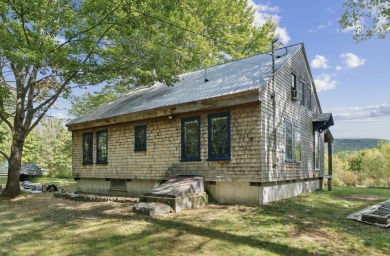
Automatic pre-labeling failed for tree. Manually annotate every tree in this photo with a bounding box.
[340,0,389,41]
[0,0,275,197]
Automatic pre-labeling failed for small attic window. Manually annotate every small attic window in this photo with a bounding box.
[291,73,299,101]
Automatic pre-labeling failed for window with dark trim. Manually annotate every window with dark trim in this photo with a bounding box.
[314,132,320,170]
[181,116,201,161]
[208,112,230,160]
[300,81,306,106]
[291,73,297,90]
[134,125,147,152]
[285,120,301,163]
[307,85,312,111]
[96,130,108,164]
[82,132,93,164]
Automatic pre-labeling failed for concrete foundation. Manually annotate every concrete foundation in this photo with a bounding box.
[76,178,320,206]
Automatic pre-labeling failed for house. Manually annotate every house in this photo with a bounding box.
[67,43,334,205]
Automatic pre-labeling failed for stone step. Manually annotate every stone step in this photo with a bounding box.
[132,202,171,216]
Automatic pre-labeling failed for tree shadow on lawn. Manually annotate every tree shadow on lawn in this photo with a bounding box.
[0,195,314,256]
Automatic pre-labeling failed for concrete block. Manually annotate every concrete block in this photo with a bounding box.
[133,202,171,216]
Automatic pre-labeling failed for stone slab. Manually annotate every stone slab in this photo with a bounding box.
[132,202,171,216]
[144,176,204,197]
[140,192,208,212]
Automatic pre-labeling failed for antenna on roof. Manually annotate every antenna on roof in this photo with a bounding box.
[204,67,209,82]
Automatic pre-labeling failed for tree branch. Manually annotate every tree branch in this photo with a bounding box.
[18,1,31,46]
[0,112,13,131]
[0,150,9,161]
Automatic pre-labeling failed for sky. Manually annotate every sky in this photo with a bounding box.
[250,0,390,140]
[53,0,390,140]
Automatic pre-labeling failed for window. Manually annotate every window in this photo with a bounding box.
[110,179,126,191]
[181,116,201,161]
[295,126,301,162]
[96,130,108,163]
[300,81,305,106]
[285,120,301,163]
[285,121,293,162]
[208,112,230,160]
[291,73,297,90]
[314,132,320,170]
[307,85,312,111]
[82,132,93,164]
[134,125,147,151]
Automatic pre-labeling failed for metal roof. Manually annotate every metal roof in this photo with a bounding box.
[68,44,302,125]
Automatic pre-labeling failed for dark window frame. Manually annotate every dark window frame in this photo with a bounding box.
[181,116,201,162]
[300,80,306,106]
[134,125,147,152]
[96,130,108,164]
[314,132,320,170]
[208,112,231,161]
[307,85,312,111]
[291,73,297,90]
[82,132,93,164]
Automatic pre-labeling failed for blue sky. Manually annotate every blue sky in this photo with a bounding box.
[251,0,390,140]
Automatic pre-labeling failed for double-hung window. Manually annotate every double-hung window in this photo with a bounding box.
[208,112,230,160]
[181,116,201,161]
[134,125,147,151]
[82,132,93,164]
[96,130,108,163]
[285,120,301,163]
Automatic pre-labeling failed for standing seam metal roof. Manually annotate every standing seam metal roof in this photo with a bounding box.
[68,44,302,125]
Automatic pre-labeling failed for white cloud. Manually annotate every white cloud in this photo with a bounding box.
[335,66,343,71]
[311,55,329,69]
[331,102,390,119]
[340,53,366,68]
[308,20,333,33]
[247,0,290,44]
[313,74,337,92]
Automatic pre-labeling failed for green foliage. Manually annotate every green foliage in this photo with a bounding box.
[22,119,72,178]
[340,0,390,41]
[332,138,386,153]
[330,141,390,187]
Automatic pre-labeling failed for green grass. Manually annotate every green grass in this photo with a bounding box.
[0,183,389,256]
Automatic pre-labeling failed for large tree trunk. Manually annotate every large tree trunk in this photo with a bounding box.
[0,138,24,198]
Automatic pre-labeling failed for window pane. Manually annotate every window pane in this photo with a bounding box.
[285,122,293,161]
[208,113,230,160]
[295,127,301,162]
[83,132,93,163]
[182,118,200,160]
[300,82,305,106]
[97,131,108,163]
[315,132,320,169]
[135,125,147,151]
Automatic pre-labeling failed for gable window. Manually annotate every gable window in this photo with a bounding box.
[291,73,297,90]
[96,130,108,164]
[208,112,230,160]
[134,125,147,151]
[181,116,201,161]
[314,132,320,170]
[82,132,93,164]
[300,81,306,106]
[307,85,312,111]
[285,120,301,163]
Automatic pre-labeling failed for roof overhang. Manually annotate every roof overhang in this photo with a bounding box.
[67,88,261,131]
[313,113,334,134]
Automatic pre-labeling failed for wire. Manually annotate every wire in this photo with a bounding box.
[128,7,235,47]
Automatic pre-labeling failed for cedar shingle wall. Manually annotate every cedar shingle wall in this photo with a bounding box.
[72,103,263,182]
[259,48,324,182]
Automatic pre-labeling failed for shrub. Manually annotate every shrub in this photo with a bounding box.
[337,171,358,187]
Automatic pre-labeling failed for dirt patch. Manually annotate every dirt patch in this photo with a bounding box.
[339,195,379,202]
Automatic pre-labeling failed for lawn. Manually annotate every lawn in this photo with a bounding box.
[0,180,389,256]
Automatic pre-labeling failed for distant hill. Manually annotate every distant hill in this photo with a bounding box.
[332,138,388,153]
